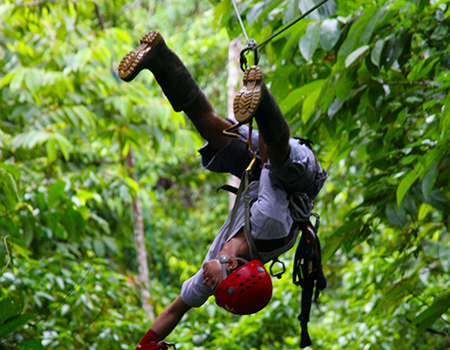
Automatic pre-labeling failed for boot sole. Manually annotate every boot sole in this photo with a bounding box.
[233,65,263,123]
[118,30,163,82]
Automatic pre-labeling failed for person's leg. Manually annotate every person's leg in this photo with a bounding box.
[234,66,290,165]
[137,295,191,349]
[119,30,231,152]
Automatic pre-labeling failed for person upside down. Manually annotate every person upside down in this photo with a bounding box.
[118,30,328,350]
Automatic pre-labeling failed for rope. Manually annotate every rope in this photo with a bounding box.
[231,0,249,42]
[289,193,314,223]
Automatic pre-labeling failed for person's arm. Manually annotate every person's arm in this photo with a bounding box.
[151,295,191,340]
[136,295,191,349]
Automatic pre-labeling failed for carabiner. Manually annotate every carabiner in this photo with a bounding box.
[239,39,260,72]
[270,258,286,279]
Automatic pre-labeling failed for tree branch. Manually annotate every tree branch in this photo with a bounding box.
[94,2,105,31]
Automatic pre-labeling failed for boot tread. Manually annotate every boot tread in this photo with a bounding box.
[234,66,264,123]
[118,30,163,82]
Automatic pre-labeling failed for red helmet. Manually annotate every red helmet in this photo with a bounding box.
[215,260,272,315]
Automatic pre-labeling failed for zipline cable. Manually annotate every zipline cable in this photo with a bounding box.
[231,0,330,53]
[256,0,330,50]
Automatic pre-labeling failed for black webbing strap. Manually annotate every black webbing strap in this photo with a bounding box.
[293,220,327,348]
[217,185,238,195]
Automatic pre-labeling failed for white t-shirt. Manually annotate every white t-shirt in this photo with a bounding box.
[180,168,297,307]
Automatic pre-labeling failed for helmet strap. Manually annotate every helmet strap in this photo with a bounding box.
[218,256,249,280]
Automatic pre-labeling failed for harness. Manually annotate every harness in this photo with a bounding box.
[221,119,326,348]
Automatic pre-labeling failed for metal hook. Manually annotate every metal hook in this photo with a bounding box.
[270,258,286,279]
[239,39,260,72]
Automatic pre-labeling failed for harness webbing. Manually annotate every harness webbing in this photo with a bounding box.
[224,156,264,261]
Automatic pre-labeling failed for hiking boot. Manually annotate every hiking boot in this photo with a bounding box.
[119,30,163,82]
[118,30,203,112]
[234,65,290,163]
[233,65,264,123]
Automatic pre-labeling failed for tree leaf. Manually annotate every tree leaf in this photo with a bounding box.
[320,19,340,51]
[440,90,450,137]
[371,39,385,67]
[0,170,19,211]
[246,2,265,26]
[422,162,438,199]
[299,21,320,61]
[386,202,406,228]
[18,339,45,350]
[53,133,72,161]
[397,162,425,207]
[327,97,344,118]
[335,70,355,101]
[0,314,35,339]
[380,35,404,70]
[280,80,325,114]
[302,85,322,123]
[413,292,450,333]
[0,296,24,325]
[9,68,25,92]
[93,239,105,257]
[360,6,389,44]
[48,180,66,209]
[283,0,298,24]
[345,45,369,68]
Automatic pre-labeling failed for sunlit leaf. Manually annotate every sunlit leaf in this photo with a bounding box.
[302,85,322,123]
[345,45,369,68]
[320,19,340,51]
[299,21,320,61]
[371,39,385,67]
[280,80,325,114]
